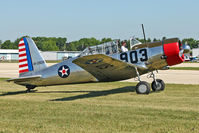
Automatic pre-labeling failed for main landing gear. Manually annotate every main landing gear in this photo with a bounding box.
[26,85,37,93]
[134,68,165,94]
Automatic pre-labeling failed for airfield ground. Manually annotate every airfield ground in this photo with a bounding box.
[0,63,199,132]
[0,80,199,133]
[0,63,199,84]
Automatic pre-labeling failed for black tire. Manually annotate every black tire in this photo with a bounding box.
[26,85,36,90]
[151,79,165,91]
[26,85,36,93]
[136,81,150,94]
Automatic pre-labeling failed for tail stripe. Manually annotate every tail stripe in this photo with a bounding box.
[19,56,27,60]
[19,38,28,73]
[19,61,28,65]
[18,37,33,74]
[19,66,28,71]
[19,58,27,62]
[19,48,26,52]
[19,64,28,68]
[23,37,33,71]
[19,69,29,73]
[19,45,25,49]
[19,53,27,57]
[19,43,25,47]
[19,51,26,55]
[19,40,24,44]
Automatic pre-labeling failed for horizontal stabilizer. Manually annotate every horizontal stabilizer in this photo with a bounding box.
[7,75,41,82]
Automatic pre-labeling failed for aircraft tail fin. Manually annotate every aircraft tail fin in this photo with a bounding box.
[18,37,47,77]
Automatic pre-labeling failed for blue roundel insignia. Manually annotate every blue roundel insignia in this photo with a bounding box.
[58,65,70,78]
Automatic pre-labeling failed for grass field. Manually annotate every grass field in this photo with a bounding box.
[0,79,199,133]
[170,67,199,71]
[184,61,199,63]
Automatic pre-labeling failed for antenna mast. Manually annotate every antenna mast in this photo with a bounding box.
[141,24,147,44]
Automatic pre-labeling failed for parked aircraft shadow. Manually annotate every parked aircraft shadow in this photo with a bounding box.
[0,86,136,100]
[36,91,92,94]
[51,86,135,101]
[0,90,37,96]
[0,90,90,96]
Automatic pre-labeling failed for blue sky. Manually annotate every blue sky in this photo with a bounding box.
[0,0,199,42]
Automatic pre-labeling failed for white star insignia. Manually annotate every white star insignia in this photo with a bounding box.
[59,66,69,77]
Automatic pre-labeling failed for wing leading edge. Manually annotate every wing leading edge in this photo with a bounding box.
[73,54,147,81]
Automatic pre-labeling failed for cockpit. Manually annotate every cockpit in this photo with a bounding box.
[78,37,143,57]
[79,40,120,57]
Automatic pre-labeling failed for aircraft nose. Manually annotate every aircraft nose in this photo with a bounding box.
[163,40,184,66]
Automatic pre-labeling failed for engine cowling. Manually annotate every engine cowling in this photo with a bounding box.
[163,38,184,66]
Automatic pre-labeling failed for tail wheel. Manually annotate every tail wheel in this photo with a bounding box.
[26,85,36,89]
[151,79,165,91]
[26,85,36,93]
[136,81,150,94]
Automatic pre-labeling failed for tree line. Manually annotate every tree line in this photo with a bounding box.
[0,36,198,51]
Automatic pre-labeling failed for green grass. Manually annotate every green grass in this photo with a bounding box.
[184,61,199,63]
[0,78,9,81]
[0,60,18,63]
[170,67,199,70]
[0,81,199,133]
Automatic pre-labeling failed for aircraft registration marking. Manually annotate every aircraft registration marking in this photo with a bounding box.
[120,48,148,63]
[33,61,45,65]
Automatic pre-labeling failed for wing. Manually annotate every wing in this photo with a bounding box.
[72,54,147,81]
[7,75,41,83]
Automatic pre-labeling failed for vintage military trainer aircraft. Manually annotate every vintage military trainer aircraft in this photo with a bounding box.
[7,37,190,94]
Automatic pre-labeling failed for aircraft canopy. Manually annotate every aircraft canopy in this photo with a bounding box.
[79,40,119,57]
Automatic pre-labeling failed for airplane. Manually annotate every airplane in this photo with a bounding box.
[7,37,190,94]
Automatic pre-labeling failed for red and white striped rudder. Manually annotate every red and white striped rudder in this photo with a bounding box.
[18,37,47,77]
[18,38,32,74]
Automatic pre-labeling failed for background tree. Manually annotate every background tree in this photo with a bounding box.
[32,37,67,51]
[136,38,152,43]
[1,40,15,49]
[42,40,59,51]
[0,40,2,48]
[147,38,151,42]
[100,38,112,44]
[0,36,198,51]
[68,38,101,51]
[67,42,78,51]
[55,37,67,51]
[153,38,161,42]
[182,38,198,49]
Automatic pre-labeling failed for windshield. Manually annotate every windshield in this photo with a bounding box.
[79,40,119,57]
[130,37,142,49]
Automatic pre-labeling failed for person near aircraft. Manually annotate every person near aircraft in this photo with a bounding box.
[121,41,128,52]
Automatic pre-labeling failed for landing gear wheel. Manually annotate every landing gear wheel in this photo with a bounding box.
[136,81,150,94]
[151,79,165,91]
[26,85,36,93]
